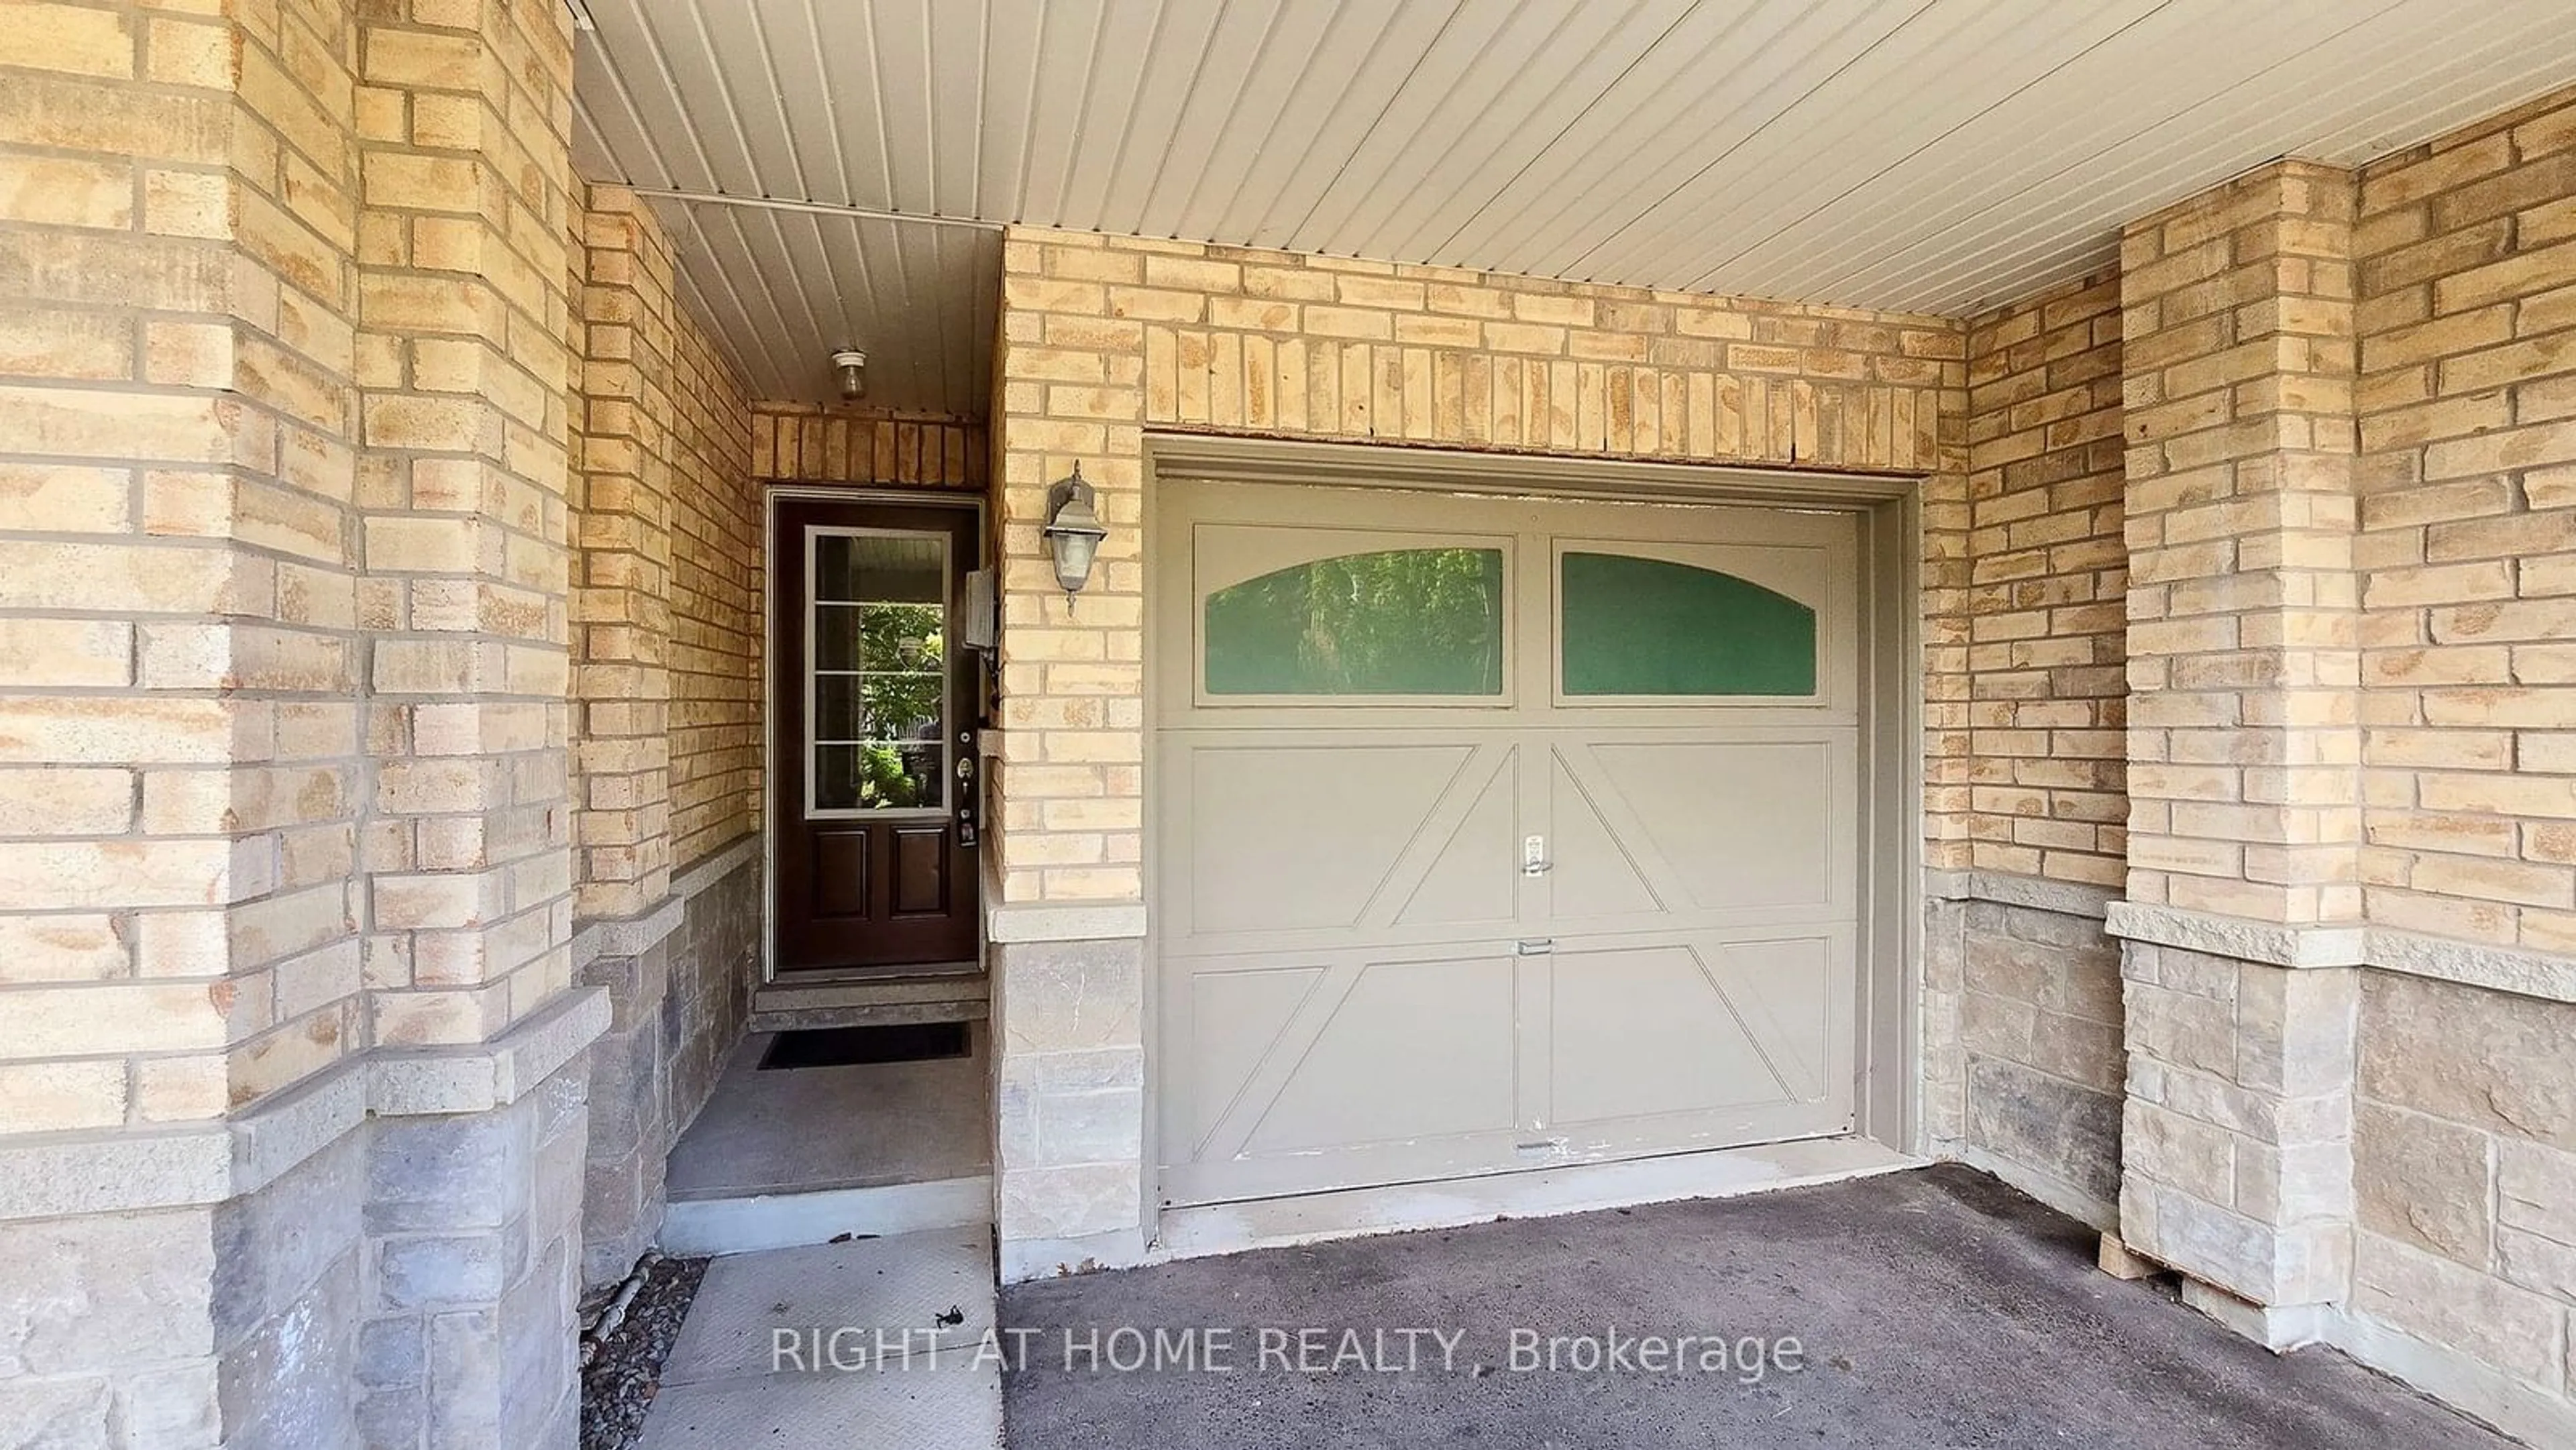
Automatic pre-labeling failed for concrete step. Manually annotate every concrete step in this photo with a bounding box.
[661,1027,994,1258]
[750,973,989,1032]
[639,1225,1002,1450]
[661,1176,994,1258]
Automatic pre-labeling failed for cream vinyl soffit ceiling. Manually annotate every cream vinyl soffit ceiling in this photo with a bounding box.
[571,0,2576,412]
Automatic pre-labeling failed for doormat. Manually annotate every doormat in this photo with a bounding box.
[757,1021,969,1070]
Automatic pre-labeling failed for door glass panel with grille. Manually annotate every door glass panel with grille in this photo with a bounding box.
[772,499,981,976]
[810,531,949,814]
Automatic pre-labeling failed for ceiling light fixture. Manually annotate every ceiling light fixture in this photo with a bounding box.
[830,348,867,402]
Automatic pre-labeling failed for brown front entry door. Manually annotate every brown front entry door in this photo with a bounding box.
[771,498,982,973]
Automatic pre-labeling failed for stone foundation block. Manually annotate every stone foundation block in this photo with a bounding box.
[1935,885,2126,1222]
[578,851,758,1288]
[994,935,1148,1268]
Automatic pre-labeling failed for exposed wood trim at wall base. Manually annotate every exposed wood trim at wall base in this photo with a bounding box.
[2104,900,2576,1004]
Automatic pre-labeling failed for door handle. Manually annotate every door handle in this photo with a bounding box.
[1522,834,1550,876]
[954,732,979,848]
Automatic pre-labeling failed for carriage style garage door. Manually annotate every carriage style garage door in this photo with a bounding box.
[1153,477,1866,1207]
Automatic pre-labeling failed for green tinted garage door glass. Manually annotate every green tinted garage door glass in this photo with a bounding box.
[1560,551,1816,696]
[1205,547,1505,695]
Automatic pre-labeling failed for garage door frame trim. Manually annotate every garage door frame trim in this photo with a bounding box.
[1140,433,1927,1210]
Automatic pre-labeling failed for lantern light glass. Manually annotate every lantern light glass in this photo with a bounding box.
[1041,465,1109,598]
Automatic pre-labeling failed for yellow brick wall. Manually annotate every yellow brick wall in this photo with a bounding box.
[0,0,366,1127]
[1964,273,2129,888]
[572,189,675,917]
[667,310,757,870]
[353,0,582,1046]
[2354,82,2576,951]
[2118,162,2365,926]
[737,402,987,853]
[991,226,1973,905]
[0,0,759,1139]
[753,404,986,489]
[572,188,759,897]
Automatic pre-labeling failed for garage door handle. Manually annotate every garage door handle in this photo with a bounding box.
[1521,835,1550,875]
[1516,939,1553,956]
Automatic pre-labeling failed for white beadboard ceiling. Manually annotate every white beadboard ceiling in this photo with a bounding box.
[651,197,1000,421]
[570,0,2576,415]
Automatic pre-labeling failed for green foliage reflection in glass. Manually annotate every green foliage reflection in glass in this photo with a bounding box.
[858,602,942,807]
[1204,547,1505,695]
[1559,551,1815,696]
[814,600,945,809]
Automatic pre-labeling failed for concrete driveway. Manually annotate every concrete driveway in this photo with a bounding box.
[1001,1166,2512,1449]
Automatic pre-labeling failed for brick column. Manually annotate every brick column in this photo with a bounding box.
[986,231,1155,1278]
[0,0,368,1150]
[349,3,593,1443]
[2110,161,2367,1341]
[566,184,686,1288]
[353,0,579,1054]
[0,1,375,1440]
[569,188,675,923]
[1,0,606,1441]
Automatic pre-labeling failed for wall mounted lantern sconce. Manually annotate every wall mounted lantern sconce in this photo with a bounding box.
[1042,463,1109,603]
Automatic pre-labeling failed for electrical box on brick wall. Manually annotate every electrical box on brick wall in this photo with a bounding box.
[960,568,998,651]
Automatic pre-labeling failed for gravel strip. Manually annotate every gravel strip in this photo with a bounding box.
[579,1254,710,1450]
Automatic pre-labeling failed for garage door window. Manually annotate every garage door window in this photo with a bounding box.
[1558,550,1815,697]
[1204,547,1504,695]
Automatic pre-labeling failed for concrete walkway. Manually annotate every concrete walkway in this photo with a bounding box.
[635,1225,1002,1449]
[1002,1166,2516,1450]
